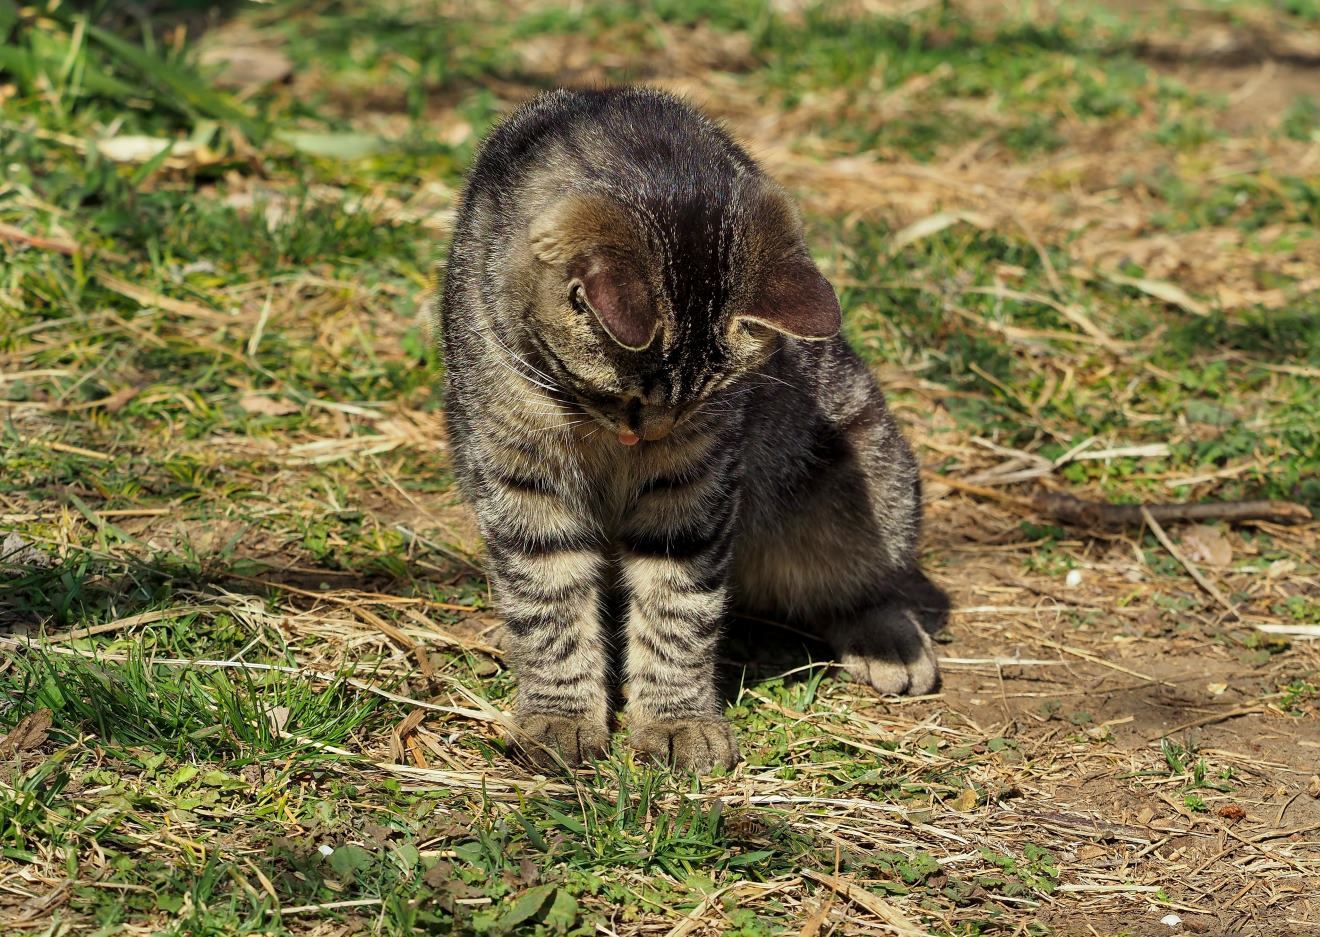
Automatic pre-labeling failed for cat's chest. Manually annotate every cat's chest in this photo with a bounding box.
[571,438,648,519]
[569,431,711,523]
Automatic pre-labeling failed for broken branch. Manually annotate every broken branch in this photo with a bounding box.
[1032,492,1312,528]
[931,476,1312,528]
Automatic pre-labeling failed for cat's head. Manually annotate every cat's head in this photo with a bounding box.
[519,179,839,444]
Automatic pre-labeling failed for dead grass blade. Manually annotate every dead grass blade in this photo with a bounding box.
[1140,506,1241,619]
[800,870,929,937]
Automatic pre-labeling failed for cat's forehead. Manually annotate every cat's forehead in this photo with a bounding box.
[632,184,764,299]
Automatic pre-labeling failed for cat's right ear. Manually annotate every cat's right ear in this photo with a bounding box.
[529,196,659,351]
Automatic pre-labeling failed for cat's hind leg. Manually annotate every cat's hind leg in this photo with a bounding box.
[733,406,947,696]
[736,536,946,696]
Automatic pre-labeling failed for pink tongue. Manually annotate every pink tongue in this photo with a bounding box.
[618,431,640,446]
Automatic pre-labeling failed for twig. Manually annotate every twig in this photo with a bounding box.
[798,897,833,937]
[1054,884,1163,894]
[94,272,233,325]
[664,882,784,937]
[1255,623,1320,639]
[1033,636,1176,688]
[224,572,479,613]
[938,657,1069,667]
[800,870,929,937]
[278,898,383,916]
[963,285,1125,351]
[1041,492,1310,528]
[0,221,79,256]
[350,602,434,677]
[930,475,1311,528]
[398,606,505,658]
[925,475,1035,509]
[395,524,485,574]
[1140,506,1241,619]
[1147,706,1265,743]
[0,222,129,263]
[40,605,229,642]
[22,438,114,462]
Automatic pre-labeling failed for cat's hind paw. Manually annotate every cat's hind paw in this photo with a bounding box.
[511,713,610,771]
[629,717,739,773]
[830,603,940,696]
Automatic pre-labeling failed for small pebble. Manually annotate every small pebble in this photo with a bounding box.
[318,844,334,857]
[1064,569,1083,588]
[1160,914,1182,928]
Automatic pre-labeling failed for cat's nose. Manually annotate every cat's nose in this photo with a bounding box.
[637,409,675,442]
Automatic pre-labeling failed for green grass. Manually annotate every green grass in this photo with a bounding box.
[2,0,1318,933]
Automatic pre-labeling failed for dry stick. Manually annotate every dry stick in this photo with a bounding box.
[40,605,229,643]
[398,605,505,658]
[1139,506,1241,620]
[225,571,478,613]
[350,602,434,678]
[1032,635,1175,688]
[1256,623,1320,639]
[1186,804,1315,878]
[0,221,130,263]
[0,221,80,255]
[800,870,929,937]
[934,480,1314,533]
[664,882,781,937]
[1055,884,1162,894]
[931,476,1312,528]
[798,897,833,937]
[95,272,233,326]
[279,898,384,916]
[1042,492,1310,528]
[1145,706,1266,743]
[1010,212,1128,355]
[928,475,1039,510]
[395,524,486,575]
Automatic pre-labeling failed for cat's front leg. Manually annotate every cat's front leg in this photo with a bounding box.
[619,465,740,773]
[479,481,612,770]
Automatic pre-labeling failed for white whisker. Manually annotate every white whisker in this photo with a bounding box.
[467,325,569,398]
[472,324,559,384]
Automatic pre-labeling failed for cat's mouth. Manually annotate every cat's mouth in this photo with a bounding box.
[600,413,675,446]
[578,402,682,446]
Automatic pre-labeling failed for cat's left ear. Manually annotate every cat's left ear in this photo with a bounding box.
[738,255,842,340]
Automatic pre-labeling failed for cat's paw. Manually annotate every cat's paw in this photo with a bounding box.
[511,713,610,770]
[629,718,739,773]
[832,604,940,696]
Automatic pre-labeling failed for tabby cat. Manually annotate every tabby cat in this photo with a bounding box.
[436,87,945,772]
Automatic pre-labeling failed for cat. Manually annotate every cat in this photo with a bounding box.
[435,86,945,773]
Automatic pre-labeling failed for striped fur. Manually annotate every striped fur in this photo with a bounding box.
[435,88,946,773]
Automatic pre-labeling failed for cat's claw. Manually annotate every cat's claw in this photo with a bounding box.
[512,713,610,770]
[629,718,739,773]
